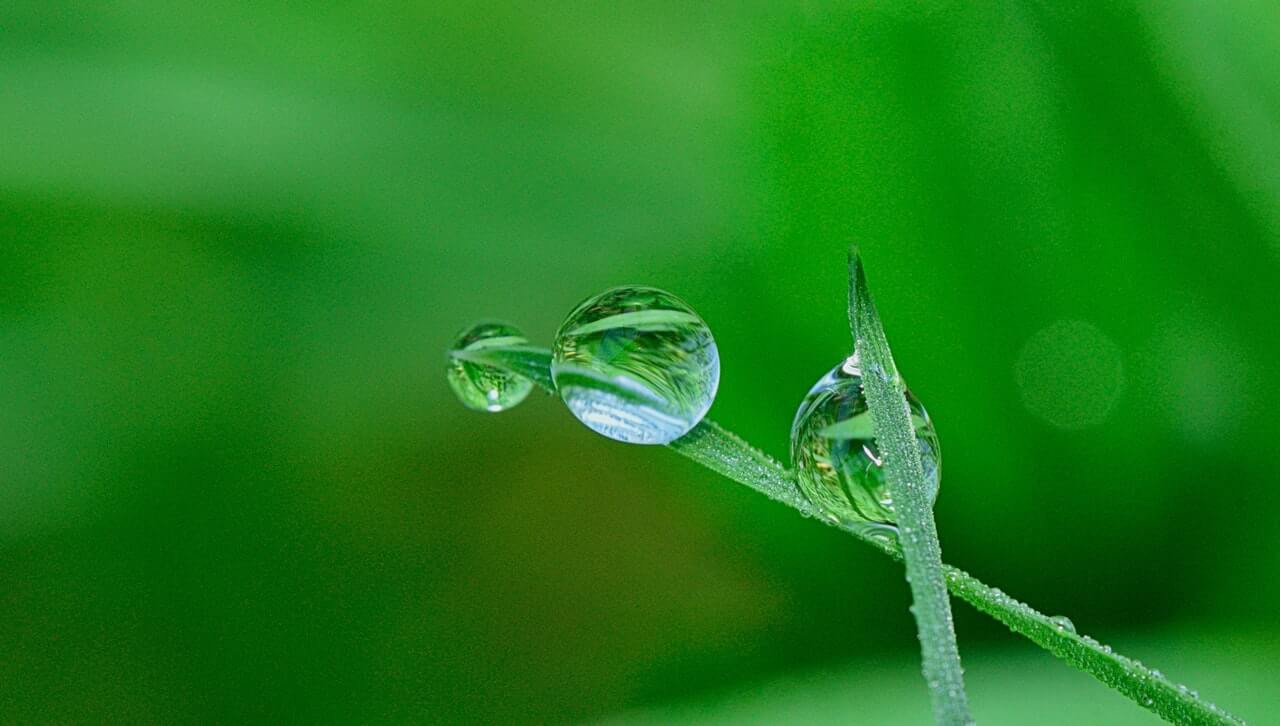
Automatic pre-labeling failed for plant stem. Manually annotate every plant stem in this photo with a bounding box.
[453,344,1246,726]
[847,251,972,724]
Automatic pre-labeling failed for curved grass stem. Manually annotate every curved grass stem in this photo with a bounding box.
[452,345,1245,726]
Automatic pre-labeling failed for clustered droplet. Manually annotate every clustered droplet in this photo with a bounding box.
[447,286,720,446]
[552,286,719,445]
[1049,615,1076,634]
[446,321,535,412]
[789,353,941,526]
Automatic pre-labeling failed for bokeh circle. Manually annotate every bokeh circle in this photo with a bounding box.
[1015,320,1125,430]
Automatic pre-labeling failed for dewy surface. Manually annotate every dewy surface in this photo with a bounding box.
[847,251,972,725]
[791,353,941,526]
[551,286,719,445]
[448,341,1245,726]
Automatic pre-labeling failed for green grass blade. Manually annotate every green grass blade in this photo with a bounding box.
[848,250,973,725]
[458,343,1245,725]
[942,565,1243,725]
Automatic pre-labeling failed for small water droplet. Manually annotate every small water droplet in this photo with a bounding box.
[843,521,900,550]
[446,321,534,412]
[1049,615,1076,634]
[789,356,940,525]
[1144,697,1154,707]
[551,286,719,444]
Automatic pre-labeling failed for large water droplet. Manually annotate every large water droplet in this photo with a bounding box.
[790,354,940,525]
[446,321,535,412]
[1049,615,1076,634]
[552,286,719,444]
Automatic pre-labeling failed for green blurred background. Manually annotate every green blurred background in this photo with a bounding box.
[3,2,1278,723]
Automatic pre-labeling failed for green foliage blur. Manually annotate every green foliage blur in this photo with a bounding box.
[3,2,1277,723]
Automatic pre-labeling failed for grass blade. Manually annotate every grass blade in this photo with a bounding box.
[458,343,1245,725]
[848,249,972,725]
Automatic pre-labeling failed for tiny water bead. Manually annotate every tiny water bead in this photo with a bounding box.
[446,321,535,412]
[551,286,719,445]
[790,354,940,525]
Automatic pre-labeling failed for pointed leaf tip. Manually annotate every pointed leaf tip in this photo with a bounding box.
[847,247,863,344]
[847,247,875,348]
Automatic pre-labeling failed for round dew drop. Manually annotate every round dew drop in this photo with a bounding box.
[446,321,535,412]
[552,286,719,444]
[790,354,941,526]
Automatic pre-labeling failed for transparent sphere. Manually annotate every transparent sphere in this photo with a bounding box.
[790,355,940,525]
[552,286,719,444]
[446,321,534,412]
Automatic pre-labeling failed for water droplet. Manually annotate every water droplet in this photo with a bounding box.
[1049,615,1076,634]
[851,521,900,548]
[789,355,941,525]
[790,354,940,525]
[551,286,719,444]
[446,321,534,412]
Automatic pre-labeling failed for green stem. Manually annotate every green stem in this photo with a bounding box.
[453,345,1245,726]
[848,251,972,724]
